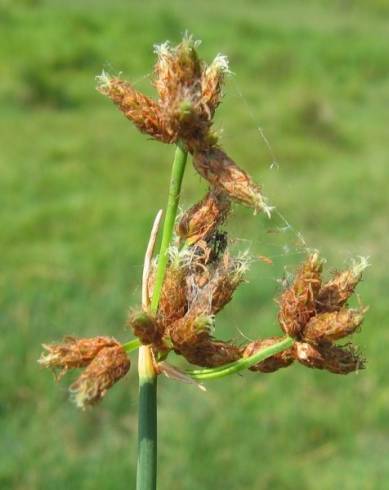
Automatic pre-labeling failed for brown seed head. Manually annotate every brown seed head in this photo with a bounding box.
[192,147,272,215]
[38,336,120,379]
[294,342,326,370]
[180,338,241,368]
[319,343,365,374]
[157,264,188,328]
[294,341,365,374]
[128,310,162,346]
[153,36,213,144]
[200,54,229,118]
[243,337,294,373]
[69,345,130,409]
[97,74,174,143]
[316,258,368,312]
[153,36,202,108]
[177,190,231,246]
[169,310,240,367]
[303,307,367,344]
[209,252,248,314]
[169,311,213,349]
[278,253,323,338]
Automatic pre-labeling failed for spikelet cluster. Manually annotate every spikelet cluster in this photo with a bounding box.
[97,35,270,215]
[128,189,368,377]
[70,345,130,409]
[276,254,368,374]
[38,336,130,408]
[40,37,371,411]
[128,224,247,367]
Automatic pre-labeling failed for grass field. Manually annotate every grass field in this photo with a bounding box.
[1,1,389,488]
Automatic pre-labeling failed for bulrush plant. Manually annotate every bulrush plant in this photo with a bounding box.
[39,35,369,490]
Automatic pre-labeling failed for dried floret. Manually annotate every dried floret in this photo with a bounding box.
[128,310,162,345]
[177,190,231,245]
[192,147,271,214]
[97,74,174,143]
[302,307,367,344]
[200,54,230,118]
[157,264,188,327]
[38,336,120,379]
[294,342,365,374]
[278,253,323,338]
[70,345,130,409]
[316,257,369,312]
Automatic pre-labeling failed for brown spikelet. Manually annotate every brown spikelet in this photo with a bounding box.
[295,342,365,374]
[209,252,247,314]
[38,336,120,379]
[180,338,241,368]
[169,312,212,351]
[319,343,365,374]
[278,253,323,338]
[97,76,175,143]
[200,54,229,118]
[69,345,130,409]
[317,268,364,312]
[294,342,326,370]
[153,37,213,144]
[158,265,188,327]
[184,249,247,316]
[128,310,162,346]
[243,337,294,373]
[154,36,202,107]
[303,307,367,344]
[177,190,231,245]
[192,147,271,214]
[186,232,228,289]
[168,306,240,368]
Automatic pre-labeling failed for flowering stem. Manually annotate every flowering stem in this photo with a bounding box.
[136,144,188,490]
[137,345,157,490]
[186,336,294,380]
[150,143,188,314]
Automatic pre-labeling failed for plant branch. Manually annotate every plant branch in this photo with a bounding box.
[150,144,188,315]
[136,144,188,490]
[186,336,294,380]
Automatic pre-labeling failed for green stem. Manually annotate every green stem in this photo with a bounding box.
[186,336,294,380]
[150,144,188,315]
[137,346,157,490]
[122,338,141,353]
[136,144,188,490]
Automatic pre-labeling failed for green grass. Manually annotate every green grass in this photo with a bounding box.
[1,0,388,488]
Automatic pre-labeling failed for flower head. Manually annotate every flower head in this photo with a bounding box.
[70,345,130,410]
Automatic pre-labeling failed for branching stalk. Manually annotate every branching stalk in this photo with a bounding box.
[187,337,294,380]
[136,144,188,490]
[122,338,142,353]
[150,144,188,314]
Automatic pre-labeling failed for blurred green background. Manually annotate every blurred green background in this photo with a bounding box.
[1,0,388,488]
